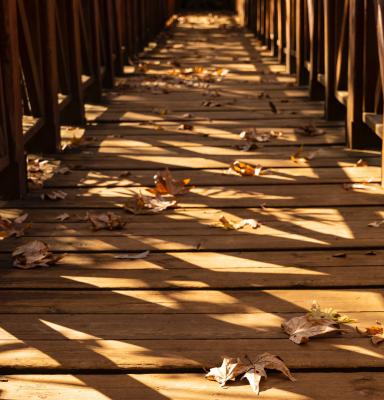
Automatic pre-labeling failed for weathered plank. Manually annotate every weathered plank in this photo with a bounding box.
[43,167,381,187]
[4,184,383,210]
[1,373,383,400]
[0,289,382,314]
[0,338,382,370]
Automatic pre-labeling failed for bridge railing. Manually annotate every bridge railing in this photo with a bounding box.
[0,0,177,199]
[238,0,384,183]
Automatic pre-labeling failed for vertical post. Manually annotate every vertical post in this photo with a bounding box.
[347,0,378,148]
[307,0,322,98]
[62,0,85,125]
[374,0,384,186]
[323,0,344,119]
[0,0,26,198]
[39,0,61,152]
[277,0,285,63]
[296,0,307,84]
[285,0,295,73]
[87,0,103,102]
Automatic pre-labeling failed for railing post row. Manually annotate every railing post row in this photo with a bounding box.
[0,0,179,199]
[238,0,383,155]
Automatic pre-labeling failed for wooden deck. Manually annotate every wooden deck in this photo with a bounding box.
[1,13,384,399]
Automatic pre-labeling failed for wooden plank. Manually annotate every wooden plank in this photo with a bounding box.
[0,289,382,314]
[0,312,382,340]
[2,372,384,400]
[1,247,383,289]
[0,338,381,370]
[1,205,384,222]
[4,184,384,209]
[43,166,382,187]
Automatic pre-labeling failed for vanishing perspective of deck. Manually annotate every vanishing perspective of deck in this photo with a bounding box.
[1,5,384,400]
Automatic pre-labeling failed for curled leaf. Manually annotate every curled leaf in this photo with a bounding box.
[218,216,260,230]
[178,123,194,131]
[148,169,191,196]
[0,214,30,239]
[355,159,368,167]
[357,322,384,345]
[125,192,177,215]
[12,240,64,269]
[55,213,70,222]
[114,250,150,260]
[205,357,248,387]
[282,301,355,344]
[296,124,325,137]
[228,161,266,176]
[87,212,126,231]
[41,190,68,201]
[368,220,384,228]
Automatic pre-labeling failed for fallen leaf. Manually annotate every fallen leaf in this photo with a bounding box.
[282,301,355,344]
[228,161,266,176]
[0,214,30,239]
[55,213,70,222]
[268,101,277,113]
[343,182,377,191]
[125,192,177,214]
[205,357,249,387]
[269,130,284,138]
[87,212,126,231]
[355,159,368,167]
[207,354,295,395]
[12,240,64,269]
[239,129,270,143]
[332,252,347,258]
[178,123,194,131]
[357,323,384,345]
[41,190,68,201]
[368,220,384,228]
[218,215,260,230]
[119,171,131,178]
[242,353,296,394]
[296,124,325,137]
[114,250,150,260]
[308,301,356,324]
[148,169,191,196]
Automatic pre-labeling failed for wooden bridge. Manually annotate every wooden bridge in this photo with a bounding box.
[0,0,384,398]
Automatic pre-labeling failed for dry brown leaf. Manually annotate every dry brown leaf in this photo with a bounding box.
[368,220,384,228]
[228,161,266,176]
[218,216,260,230]
[355,159,368,167]
[41,190,68,201]
[269,130,283,138]
[177,123,194,131]
[87,212,126,231]
[27,157,70,188]
[55,213,70,222]
[125,192,177,215]
[343,182,377,191]
[12,240,64,269]
[282,301,355,344]
[0,214,30,239]
[296,124,325,137]
[242,353,296,394]
[207,354,295,394]
[119,171,131,178]
[268,101,277,113]
[240,129,270,143]
[205,357,249,387]
[357,323,384,345]
[148,169,191,196]
[282,314,339,344]
[114,250,150,260]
